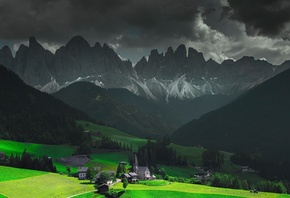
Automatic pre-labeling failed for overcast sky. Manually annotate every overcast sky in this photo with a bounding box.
[1,0,290,65]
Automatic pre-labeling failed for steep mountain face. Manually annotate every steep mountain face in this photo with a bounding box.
[53,81,174,138]
[171,69,290,161]
[0,36,138,94]
[1,36,290,102]
[0,65,89,145]
[14,37,54,87]
[134,47,280,101]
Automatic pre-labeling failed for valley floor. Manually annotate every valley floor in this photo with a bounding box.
[1,166,290,198]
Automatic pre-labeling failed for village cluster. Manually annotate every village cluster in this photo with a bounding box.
[78,154,155,182]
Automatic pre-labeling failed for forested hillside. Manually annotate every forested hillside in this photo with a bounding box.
[0,65,89,144]
[172,69,290,161]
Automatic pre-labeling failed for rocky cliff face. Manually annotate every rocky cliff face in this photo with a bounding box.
[134,45,284,101]
[1,36,289,101]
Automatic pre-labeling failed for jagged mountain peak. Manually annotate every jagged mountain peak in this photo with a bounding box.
[66,35,91,50]
[29,36,37,44]
[2,45,12,55]
[237,56,256,63]
[175,44,186,56]
[149,49,160,57]
[188,47,204,61]
[28,36,45,52]
[2,35,290,102]
[166,46,174,55]
[94,42,102,48]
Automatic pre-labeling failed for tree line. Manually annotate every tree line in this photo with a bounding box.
[231,152,290,181]
[0,149,57,172]
[97,136,132,151]
[202,149,224,168]
[210,173,287,193]
[135,138,188,167]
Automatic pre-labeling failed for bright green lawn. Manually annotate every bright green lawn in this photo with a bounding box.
[139,180,170,186]
[73,192,104,198]
[0,194,7,198]
[113,182,290,198]
[78,121,147,151]
[0,167,94,198]
[0,140,77,173]
[161,165,199,178]
[89,152,130,171]
[0,166,47,182]
[0,140,75,158]
[122,190,243,198]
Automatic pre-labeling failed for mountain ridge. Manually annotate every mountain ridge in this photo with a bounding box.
[0,36,289,101]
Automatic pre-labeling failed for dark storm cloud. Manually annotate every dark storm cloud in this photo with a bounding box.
[0,0,203,46]
[225,0,290,38]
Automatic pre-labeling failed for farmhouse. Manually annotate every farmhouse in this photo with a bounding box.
[137,166,151,180]
[122,172,138,183]
[78,167,88,180]
[97,183,109,194]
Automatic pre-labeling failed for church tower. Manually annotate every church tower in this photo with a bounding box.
[133,153,138,173]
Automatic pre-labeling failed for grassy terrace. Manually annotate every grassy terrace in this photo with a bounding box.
[78,120,148,151]
[0,166,94,198]
[0,166,47,182]
[0,139,77,173]
[75,180,290,198]
[112,181,290,198]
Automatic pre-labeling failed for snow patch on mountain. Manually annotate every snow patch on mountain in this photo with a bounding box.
[41,80,61,93]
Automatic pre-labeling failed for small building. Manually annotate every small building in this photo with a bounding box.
[240,166,255,173]
[194,172,211,181]
[98,183,109,194]
[122,172,138,183]
[129,172,138,183]
[95,170,115,185]
[137,166,151,180]
[0,152,5,159]
[78,167,89,180]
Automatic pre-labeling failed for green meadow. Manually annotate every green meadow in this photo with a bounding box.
[112,182,290,198]
[0,140,75,158]
[0,166,94,198]
[78,120,148,151]
[88,152,130,171]
[0,139,77,173]
[0,166,47,182]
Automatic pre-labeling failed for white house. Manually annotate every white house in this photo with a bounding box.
[78,167,89,180]
[137,166,151,180]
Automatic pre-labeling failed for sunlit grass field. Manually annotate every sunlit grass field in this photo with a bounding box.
[112,182,290,198]
[78,120,148,151]
[0,140,75,158]
[0,139,76,173]
[0,166,94,198]
[88,152,130,171]
[0,166,47,182]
